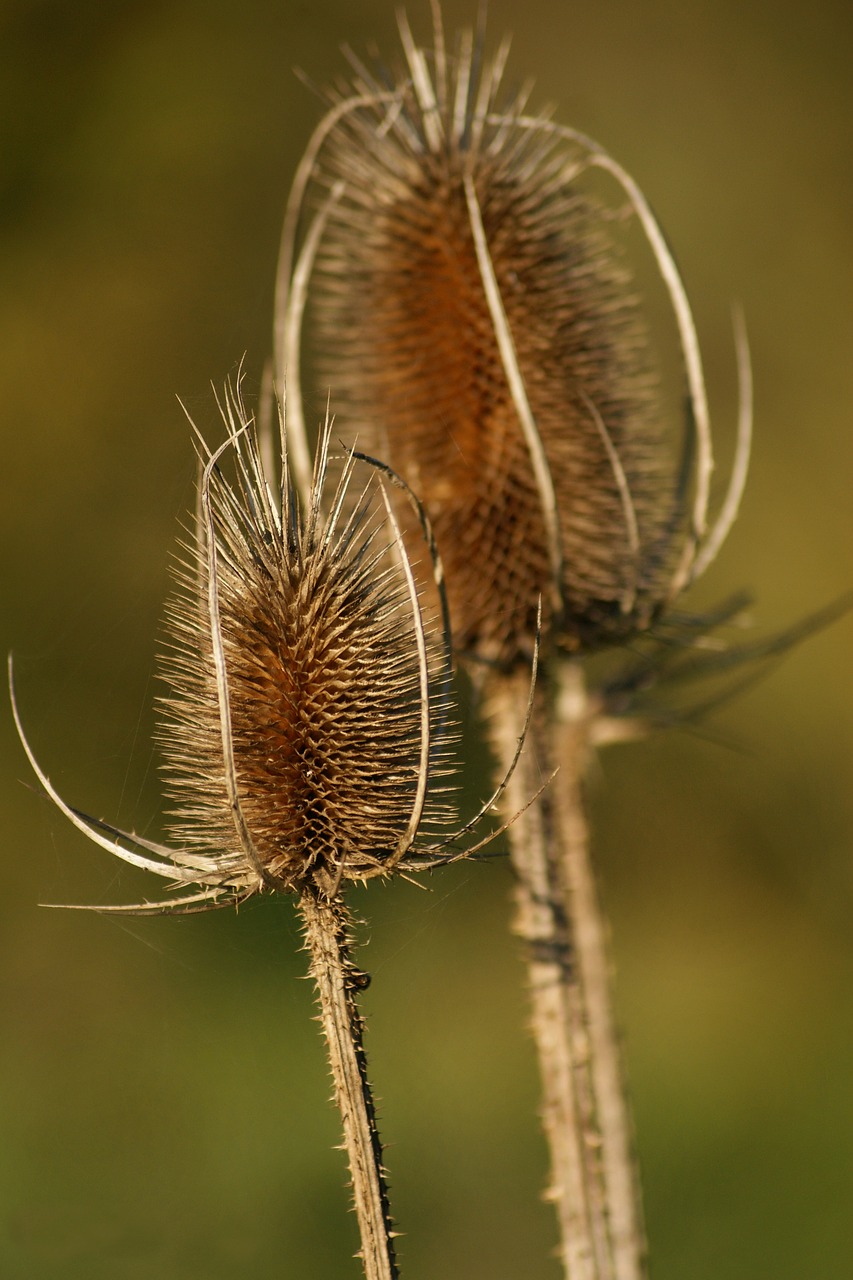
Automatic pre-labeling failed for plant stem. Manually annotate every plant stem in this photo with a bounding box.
[485,660,645,1280]
[553,661,646,1280]
[299,890,399,1280]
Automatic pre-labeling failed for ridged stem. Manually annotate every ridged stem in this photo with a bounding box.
[299,891,399,1280]
[485,660,645,1280]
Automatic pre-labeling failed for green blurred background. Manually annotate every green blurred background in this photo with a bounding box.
[1,1,851,1276]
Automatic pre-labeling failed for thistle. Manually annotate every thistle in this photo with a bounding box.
[271,7,759,1279]
[10,384,530,1280]
[274,7,752,672]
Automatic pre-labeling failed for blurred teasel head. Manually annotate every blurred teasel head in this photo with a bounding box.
[275,4,751,671]
[10,385,503,914]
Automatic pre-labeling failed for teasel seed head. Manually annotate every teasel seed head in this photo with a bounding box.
[12,383,533,914]
[158,390,458,902]
[276,5,752,671]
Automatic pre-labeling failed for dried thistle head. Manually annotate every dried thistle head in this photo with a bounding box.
[11,386,526,914]
[158,389,458,902]
[276,5,751,672]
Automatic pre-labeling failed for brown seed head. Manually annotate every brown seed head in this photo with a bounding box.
[277,10,749,674]
[281,14,688,671]
[158,392,454,900]
[11,389,480,915]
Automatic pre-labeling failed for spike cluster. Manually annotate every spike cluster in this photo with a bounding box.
[11,386,533,916]
[281,22,688,668]
[11,392,475,914]
[159,400,448,900]
[277,10,752,672]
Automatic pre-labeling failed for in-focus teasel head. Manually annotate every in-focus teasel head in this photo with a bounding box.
[275,4,752,672]
[11,386,521,914]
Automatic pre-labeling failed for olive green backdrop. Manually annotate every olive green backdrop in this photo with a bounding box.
[2,1,851,1277]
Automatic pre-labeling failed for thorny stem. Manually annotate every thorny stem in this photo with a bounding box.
[299,891,399,1280]
[553,663,645,1280]
[485,662,645,1280]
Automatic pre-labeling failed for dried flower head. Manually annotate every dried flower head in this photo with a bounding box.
[11,386,527,914]
[275,5,751,671]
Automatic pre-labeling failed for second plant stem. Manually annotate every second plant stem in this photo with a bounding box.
[486,659,645,1280]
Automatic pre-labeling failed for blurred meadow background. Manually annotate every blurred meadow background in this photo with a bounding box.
[1,0,851,1276]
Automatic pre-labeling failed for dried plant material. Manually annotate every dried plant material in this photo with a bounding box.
[11,389,461,914]
[156,396,450,906]
[11,381,536,1280]
[275,8,751,671]
[299,890,399,1280]
[268,7,755,1277]
[486,667,644,1280]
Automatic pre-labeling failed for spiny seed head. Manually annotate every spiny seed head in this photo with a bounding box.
[279,9,742,671]
[157,393,455,901]
[11,388,479,915]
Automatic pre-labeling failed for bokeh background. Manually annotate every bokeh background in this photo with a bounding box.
[2,1,851,1276]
